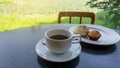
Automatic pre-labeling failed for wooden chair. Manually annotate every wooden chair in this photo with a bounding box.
[58,12,95,24]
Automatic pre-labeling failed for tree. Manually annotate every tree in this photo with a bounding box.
[87,0,120,29]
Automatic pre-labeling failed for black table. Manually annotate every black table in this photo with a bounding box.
[0,24,120,68]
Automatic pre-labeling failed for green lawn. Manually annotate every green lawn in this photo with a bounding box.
[0,13,57,32]
[0,0,13,4]
[0,0,117,32]
[0,13,105,32]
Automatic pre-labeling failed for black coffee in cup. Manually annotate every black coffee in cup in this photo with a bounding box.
[50,35,68,40]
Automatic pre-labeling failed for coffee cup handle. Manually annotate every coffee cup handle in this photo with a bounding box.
[72,34,81,43]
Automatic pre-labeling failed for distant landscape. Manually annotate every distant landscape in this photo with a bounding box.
[0,0,114,32]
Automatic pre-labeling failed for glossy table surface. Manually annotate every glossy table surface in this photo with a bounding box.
[0,24,120,68]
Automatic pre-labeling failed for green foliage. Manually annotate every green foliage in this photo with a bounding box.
[87,0,120,29]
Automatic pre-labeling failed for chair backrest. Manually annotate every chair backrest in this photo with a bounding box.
[58,12,95,24]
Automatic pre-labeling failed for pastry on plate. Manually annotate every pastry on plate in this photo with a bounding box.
[88,30,101,41]
[74,25,89,37]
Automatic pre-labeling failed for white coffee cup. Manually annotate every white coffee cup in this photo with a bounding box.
[45,28,80,54]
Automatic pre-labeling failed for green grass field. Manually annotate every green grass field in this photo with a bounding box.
[0,13,105,32]
[0,0,115,32]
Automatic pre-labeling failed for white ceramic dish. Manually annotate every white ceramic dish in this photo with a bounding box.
[69,24,120,45]
[35,39,81,62]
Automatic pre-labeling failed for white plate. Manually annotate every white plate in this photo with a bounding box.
[69,24,120,45]
[35,39,81,62]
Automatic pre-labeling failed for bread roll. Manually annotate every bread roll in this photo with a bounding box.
[74,25,89,37]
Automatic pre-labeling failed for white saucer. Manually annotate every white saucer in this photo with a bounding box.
[35,39,81,62]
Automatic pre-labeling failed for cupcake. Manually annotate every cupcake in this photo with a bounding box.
[88,30,101,41]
